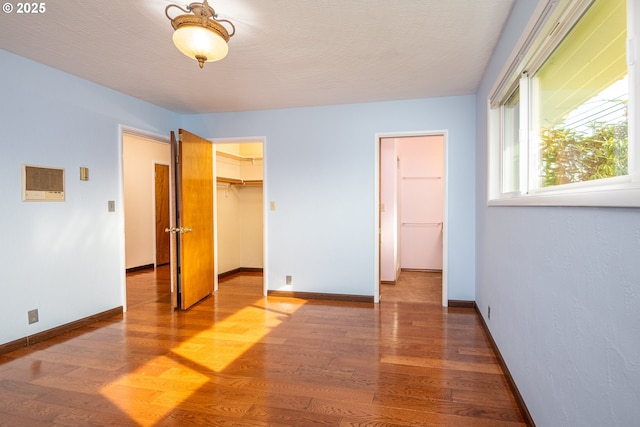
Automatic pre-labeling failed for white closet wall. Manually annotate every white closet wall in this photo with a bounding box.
[399,135,444,270]
[380,138,400,282]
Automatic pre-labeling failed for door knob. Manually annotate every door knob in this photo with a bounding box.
[164,227,193,234]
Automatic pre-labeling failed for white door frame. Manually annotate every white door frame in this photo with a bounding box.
[374,130,449,307]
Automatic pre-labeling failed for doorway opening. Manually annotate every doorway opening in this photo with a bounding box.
[376,132,448,306]
[121,129,267,311]
[121,129,172,311]
[211,138,266,297]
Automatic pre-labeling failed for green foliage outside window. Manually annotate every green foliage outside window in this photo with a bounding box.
[539,106,628,187]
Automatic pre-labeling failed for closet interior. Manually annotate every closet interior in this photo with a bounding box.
[215,143,264,277]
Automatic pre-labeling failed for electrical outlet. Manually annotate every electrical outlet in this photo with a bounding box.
[28,309,39,324]
[488,305,491,320]
[286,275,292,285]
[108,201,115,212]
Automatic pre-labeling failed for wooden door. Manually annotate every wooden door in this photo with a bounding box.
[155,164,171,265]
[169,129,215,310]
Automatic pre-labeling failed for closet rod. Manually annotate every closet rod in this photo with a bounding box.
[216,176,263,186]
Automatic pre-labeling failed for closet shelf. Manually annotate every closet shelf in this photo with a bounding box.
[217,176,263,186]
[216,150,263,162]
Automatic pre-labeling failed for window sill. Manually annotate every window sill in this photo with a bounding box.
[488,181,640,207]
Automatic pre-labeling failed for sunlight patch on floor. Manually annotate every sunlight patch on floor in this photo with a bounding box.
[172,300,289,372]
[100,296,302,426]
[100,355,209,427]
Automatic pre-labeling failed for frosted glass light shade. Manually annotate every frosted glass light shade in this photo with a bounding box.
[172,25,229,66]
[165,0,235,69]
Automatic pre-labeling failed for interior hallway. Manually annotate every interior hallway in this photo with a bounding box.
[0,268,527,426]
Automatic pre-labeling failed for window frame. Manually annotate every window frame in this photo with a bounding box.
[487,0,640,207]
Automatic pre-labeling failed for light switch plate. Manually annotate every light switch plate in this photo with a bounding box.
[80,167,89,181]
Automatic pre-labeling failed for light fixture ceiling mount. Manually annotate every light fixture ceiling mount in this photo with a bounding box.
[165,0,235,69]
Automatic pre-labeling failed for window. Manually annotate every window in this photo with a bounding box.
[488,0,640,206]
[501,87,520,194]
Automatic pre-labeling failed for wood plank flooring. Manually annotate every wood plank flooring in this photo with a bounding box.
[0,268,527,426]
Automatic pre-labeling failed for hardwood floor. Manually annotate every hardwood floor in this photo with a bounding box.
[0,267,527,426]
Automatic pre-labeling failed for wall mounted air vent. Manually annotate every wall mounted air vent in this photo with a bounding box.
[22,165,65,201]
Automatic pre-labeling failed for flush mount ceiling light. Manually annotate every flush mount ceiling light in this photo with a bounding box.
[165,0,235,68]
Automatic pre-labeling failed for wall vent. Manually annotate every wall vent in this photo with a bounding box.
[22,165,65,201]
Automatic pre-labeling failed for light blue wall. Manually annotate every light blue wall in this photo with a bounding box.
[476,2,640,426]
[0,47,477,345]
[184,97,476,300]
[0,50,180,344]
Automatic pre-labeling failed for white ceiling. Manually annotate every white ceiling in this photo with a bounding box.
[0,0,515,114]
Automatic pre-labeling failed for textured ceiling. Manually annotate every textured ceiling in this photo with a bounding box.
[0,0,515,114]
